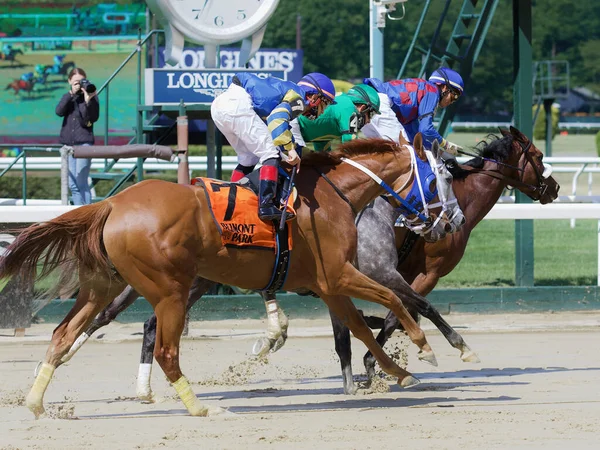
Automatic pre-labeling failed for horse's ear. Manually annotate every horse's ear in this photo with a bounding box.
[413,133,427,162]
[431,139,440,160]
[499,127,510,137]
[509,125,529,143]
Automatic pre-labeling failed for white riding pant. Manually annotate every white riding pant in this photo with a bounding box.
[211,84,279,167]
[361,93,410,144]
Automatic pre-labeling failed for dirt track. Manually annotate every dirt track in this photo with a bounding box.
[1,312,600,449]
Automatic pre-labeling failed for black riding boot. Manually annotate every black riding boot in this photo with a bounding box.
[258,159,282,221]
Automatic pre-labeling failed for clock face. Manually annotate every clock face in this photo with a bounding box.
[166,0,279,44]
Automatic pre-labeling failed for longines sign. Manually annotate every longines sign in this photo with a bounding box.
[145,69,286,106]
[158,47,303,82]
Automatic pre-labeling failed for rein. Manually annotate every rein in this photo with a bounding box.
[456,139,549,197]
[314,167,359,216]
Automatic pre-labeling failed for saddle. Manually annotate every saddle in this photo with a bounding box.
[191,177,295,251]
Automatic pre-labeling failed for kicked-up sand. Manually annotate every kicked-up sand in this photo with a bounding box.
[1,312,600,449]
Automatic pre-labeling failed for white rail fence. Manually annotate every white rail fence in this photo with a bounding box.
[1,204,600,285]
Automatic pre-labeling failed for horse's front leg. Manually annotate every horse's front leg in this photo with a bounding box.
[319,294,419,388]
[333,262,438,367]
[136,276,216,401]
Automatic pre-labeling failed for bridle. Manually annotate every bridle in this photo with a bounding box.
[454,138,551,200]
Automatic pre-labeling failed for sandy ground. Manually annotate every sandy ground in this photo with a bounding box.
[1,312,600,449]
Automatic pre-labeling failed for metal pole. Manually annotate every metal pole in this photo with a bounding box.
[177,101,190,185]
[544,98,553,157]
[296,15,302,50]
[104,85,109,145]
[205,44,218,178]
[60,146,70,205]
[22,151,26,206]
[369,0,384,79]
[513,0,534,287]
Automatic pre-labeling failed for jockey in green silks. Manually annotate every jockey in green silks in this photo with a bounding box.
[292,83,381,152]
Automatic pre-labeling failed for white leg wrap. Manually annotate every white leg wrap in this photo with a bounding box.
[136,363,154,401]
[26,362,55,418]
[173,376,208,416]
[61,332,90,363]
[265,300,282,340]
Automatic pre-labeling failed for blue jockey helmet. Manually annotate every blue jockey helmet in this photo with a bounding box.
[297,72,337,104]
[428,68,464,95]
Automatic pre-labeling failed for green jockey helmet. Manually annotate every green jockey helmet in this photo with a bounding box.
[346,83,381,115]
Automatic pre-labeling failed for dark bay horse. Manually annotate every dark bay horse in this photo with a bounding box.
[0,48,23,65]
[1,138,446,418]
[331,126,560,392]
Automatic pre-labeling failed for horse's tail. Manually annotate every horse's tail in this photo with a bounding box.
[5,82,12,90]
[0,202,114,292]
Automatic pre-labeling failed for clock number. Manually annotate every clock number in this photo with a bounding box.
[214,16,224,26]
[237,10,246,20]
[192,0,209,20]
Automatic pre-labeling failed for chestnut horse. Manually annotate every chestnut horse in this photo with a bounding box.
[5,79,35,96]
[332,126,560,390]
[1,137,446,418]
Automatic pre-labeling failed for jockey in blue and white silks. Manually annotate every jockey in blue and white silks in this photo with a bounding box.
[362,67,464,155]
[211,72,336,221]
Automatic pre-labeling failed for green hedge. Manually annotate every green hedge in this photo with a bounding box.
[533,104,560,140]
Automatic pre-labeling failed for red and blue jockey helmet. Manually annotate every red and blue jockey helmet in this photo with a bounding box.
[428,68,464,96]
[298,72,337,105]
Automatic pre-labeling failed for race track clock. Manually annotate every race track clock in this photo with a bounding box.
[146,0,280,66]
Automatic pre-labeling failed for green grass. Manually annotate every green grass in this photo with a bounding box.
[437,219,597,288]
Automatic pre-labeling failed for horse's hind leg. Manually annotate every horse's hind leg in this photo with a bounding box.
[329,309,357,394]
[252,291,290,357]
[59,284,140,366]
[321,294,419,388]
[136,276,216,401]
[26,272,126,418]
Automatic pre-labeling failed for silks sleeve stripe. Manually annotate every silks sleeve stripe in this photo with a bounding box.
[272,130,294,149]
[261,165,278,181]
[268,121,291,141]
[267,110,292,124]
[440,138,448,148]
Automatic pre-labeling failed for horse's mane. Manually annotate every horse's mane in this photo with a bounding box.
[301,138,400,167]
[448,133,514,180]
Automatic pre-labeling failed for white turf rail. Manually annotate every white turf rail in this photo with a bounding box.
[3,203,600,223]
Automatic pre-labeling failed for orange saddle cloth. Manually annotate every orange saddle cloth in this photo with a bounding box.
[192,177,295,251]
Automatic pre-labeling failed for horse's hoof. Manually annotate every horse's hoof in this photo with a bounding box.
[343,383,358,395]
[207,406,236,417]
[270,335,287,353]
[399,375,420,388]
[252,337,273,358]
[33,361,43,377]
[136,391,155,403]
[417,350,438,367]
[460,348,481,363]
[26,397,45,419]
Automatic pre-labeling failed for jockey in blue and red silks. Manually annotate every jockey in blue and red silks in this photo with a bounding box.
[362,67,465,156]
[211,72,336,222]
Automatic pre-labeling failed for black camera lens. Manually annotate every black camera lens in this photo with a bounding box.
[80,78,96,94]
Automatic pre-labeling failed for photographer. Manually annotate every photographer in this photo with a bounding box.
[56,68,98,205]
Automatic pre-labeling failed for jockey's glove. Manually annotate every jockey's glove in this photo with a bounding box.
[441,140,462,156]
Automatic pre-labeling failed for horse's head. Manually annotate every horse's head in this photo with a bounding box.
[392,133,464,243]
[424,138,466,235]
[500,126,560,204]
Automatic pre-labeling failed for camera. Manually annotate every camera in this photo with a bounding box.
[80,79,96,94]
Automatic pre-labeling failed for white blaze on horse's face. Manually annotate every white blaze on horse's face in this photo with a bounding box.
[425,143,466,235]
[542,163,553,179]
